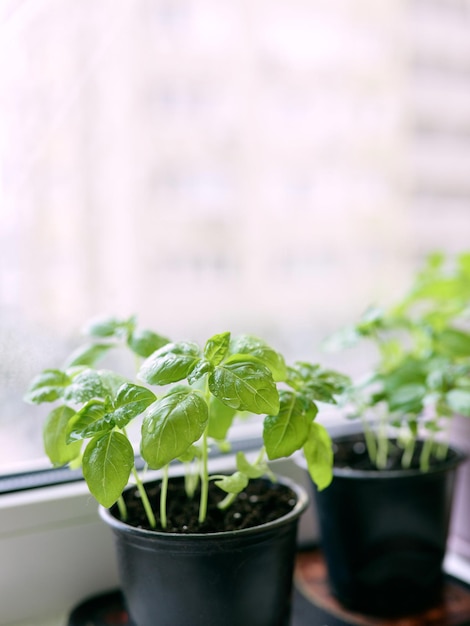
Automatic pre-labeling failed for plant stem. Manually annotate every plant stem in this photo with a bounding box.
[376,414,389,469]
[218,447,267,511]
[436,440,448,461]
[121,427,156,528]
[117,495,127,521]
[199,428,209,524]
[198,376,212,524]
[160,464,169,530]
[132,466,156,529]
[376,434,389,469]
[401,437,416,469]
[218,491,237,510]
[184,462,199,498]
[420,436,434,472]
[362,419,377,466]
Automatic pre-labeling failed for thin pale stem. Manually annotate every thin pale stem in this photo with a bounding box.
[401,437,416,469]
[362,419,377,466]
[117,495,128,521]
[132,466,156,528]
[199,428,209,524]
[218,447,268,511]
[184,462,199,498]
[436,440,449,461]
[376,415,389,469]
[218,491,237,510]
[420,436,434,472]
[198,376,213,524]
[255,446,266,465]
[376,435,389,469]
[120,427,156,528]
[160,464,169,529]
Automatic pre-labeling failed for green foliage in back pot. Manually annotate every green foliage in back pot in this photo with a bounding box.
[328,251,470,471]
[25,315,349,529]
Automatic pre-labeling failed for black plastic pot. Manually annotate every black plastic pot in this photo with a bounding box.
[100,476,308,626]
[313,435,465,617]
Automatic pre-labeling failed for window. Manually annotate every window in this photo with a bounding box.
[1,0,470,474]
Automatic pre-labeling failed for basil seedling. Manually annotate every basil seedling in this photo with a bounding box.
[328,251,470,470]
[26,316,349,528]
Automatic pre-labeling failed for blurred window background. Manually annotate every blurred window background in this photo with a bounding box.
[1,0,470,471]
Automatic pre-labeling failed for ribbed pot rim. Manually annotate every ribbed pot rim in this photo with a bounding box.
[99,474,309,541]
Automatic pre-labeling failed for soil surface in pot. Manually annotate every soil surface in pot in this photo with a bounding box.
[334,433,459,472]
[119,477,298,534]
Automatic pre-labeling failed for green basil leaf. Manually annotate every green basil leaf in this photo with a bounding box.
[215,471,249,494]
[288,362,350,401]
[204,332,231,365]
[112,383,157,427]
[187,359,213,385]
[302,396,319,422]
[285,365,305,390]
[313,368,351,394]
[387,384,426,414]
[436,328,470,358]
[458,252,470,278]
[98,370,131,396]
[209,361,279,414]
[381,358,427,392]
[235,451,266,478]
[84,315,135,339]
[43,406,81,465]
[69,384,157,441]
[24,369,71,404]
[446,389,470,417]
[303,422,333,491]
[178,444,201,463]
[301,383,337,404]
[139,342,201,386]
[63,369,108,404]
[426,366,448,392]
[127,329,170,358]
[141,388,208,469]
[67,400,113,442]
[379,339,406,370]
[65,343,115,368]
[263,390,310,460]
[207,395,237,440]
[435,396,454,418]
[82,432,134,508]
[412,278,462,302]
[228,335,287,382]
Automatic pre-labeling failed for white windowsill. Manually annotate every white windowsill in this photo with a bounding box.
[7,616,66,626]
[0,480,119,626]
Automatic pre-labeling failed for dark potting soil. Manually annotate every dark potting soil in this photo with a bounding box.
[333,433,458,472]
[117,477,298,534]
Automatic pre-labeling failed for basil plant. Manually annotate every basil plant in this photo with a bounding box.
[328,251,470,471]
[25,316,349,529]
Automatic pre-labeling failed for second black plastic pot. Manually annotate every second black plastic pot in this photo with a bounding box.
[313,435,465,617]
[100,475,309,626]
